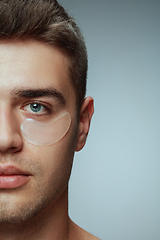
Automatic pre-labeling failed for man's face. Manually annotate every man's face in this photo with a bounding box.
[0,40,78,223]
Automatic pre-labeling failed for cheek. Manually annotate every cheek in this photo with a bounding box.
[42,146,73,183]
[23,125,77,190]
[22,114,79,195]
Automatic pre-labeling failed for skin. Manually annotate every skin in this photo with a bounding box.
[0,40,99,240]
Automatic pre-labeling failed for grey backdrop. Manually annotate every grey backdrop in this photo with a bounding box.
[58,0,160,239]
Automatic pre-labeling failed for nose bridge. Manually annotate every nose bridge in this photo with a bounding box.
[0,104,23,152]
[0,104,15,130]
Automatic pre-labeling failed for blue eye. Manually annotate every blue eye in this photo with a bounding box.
[30,103,42,113]
[23,102,47,115]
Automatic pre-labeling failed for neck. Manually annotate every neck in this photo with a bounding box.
[0,188,70,240]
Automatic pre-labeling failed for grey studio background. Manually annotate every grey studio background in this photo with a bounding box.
[58,0,160,240]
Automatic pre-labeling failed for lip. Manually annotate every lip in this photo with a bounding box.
[0,165,31,189]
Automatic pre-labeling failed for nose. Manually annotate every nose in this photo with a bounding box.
[0,109,23,153]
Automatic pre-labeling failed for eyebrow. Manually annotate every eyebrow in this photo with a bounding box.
[11,88,66,105]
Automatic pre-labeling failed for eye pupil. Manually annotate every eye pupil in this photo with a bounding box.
[30,103,41,112]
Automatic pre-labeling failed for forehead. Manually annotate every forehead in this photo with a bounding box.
[0,40,75,104]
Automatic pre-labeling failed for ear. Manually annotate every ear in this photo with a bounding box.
[75,96,94,151]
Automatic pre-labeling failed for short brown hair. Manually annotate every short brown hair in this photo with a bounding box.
[0,0,87,110]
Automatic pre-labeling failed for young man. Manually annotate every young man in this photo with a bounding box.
[0,0,99,239]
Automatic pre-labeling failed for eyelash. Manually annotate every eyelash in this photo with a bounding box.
[22,101,53,117]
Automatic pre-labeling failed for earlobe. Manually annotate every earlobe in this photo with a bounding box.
[75,97,94,152]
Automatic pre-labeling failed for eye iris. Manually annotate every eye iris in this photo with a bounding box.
[30,103,42,113]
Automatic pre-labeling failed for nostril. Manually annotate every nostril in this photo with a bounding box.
[8,147,21,154]
[0,124,23,153]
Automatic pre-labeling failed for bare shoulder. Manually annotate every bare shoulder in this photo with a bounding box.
[69,219,100,240]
